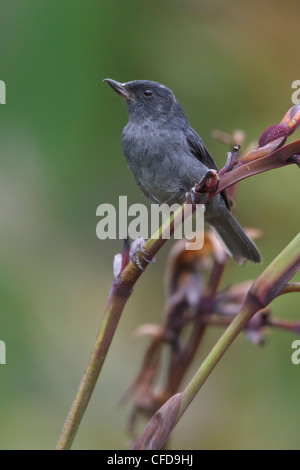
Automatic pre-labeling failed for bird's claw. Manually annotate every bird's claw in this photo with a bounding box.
[186,169,219,206]
[129,238,156,271]
[194,169,219,193]
[185,187,200,206]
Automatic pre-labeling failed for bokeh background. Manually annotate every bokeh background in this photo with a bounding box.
[0,0,299,450]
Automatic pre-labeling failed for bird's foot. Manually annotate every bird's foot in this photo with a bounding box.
[185,186,203,205]
[195,169,219,193]
[129,237,156,271]
[186,169,219,205]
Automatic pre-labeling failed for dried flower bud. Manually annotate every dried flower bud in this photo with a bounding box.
[258,104,300,148]
[258,124,289,148]
[280,103,300,133]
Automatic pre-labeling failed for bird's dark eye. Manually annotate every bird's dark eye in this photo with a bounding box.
[143,89,153,97]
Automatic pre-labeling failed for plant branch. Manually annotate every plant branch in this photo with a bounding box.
[56,123,300,448]
[278,282,300,296]
[133,233,300,450]
[56,203,188,450]
[213,139,300,197]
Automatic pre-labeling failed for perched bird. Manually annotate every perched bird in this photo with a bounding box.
[104,78,261,264]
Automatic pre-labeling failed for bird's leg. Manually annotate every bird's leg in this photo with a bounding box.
[188,169,219,200]
[195,169,219,192]
[186,169,219,206]
[129,237,156,271]
[185,186,203,205]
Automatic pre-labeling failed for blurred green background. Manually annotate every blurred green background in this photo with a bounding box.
[0,0,299,450]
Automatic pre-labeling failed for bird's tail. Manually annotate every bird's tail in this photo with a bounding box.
[207,208,261,264]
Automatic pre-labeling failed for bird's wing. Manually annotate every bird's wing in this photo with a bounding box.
[186,128,218,171]
[186,128,231,210]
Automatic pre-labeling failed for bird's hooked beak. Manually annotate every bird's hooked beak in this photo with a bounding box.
[103,78,131,100]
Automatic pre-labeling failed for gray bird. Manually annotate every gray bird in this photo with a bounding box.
[104,78,261,264]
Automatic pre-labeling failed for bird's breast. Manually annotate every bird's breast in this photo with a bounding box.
[122,122,165,163]
[121,122,202,204]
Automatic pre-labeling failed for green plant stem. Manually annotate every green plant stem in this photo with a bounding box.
[279,282,300,295]
[178,233,300,422]
[133,233,300,449]
[56,294,128,450]
[179,298,258,415]
[56,203,187,450]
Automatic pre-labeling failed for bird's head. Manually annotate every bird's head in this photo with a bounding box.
[103,79,183,122]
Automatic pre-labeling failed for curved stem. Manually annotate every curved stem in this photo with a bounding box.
[178,299,258,414]
[278,282,300,296]
[133,233,300,450]
[56,294,129,450]
[56,203,187,450]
